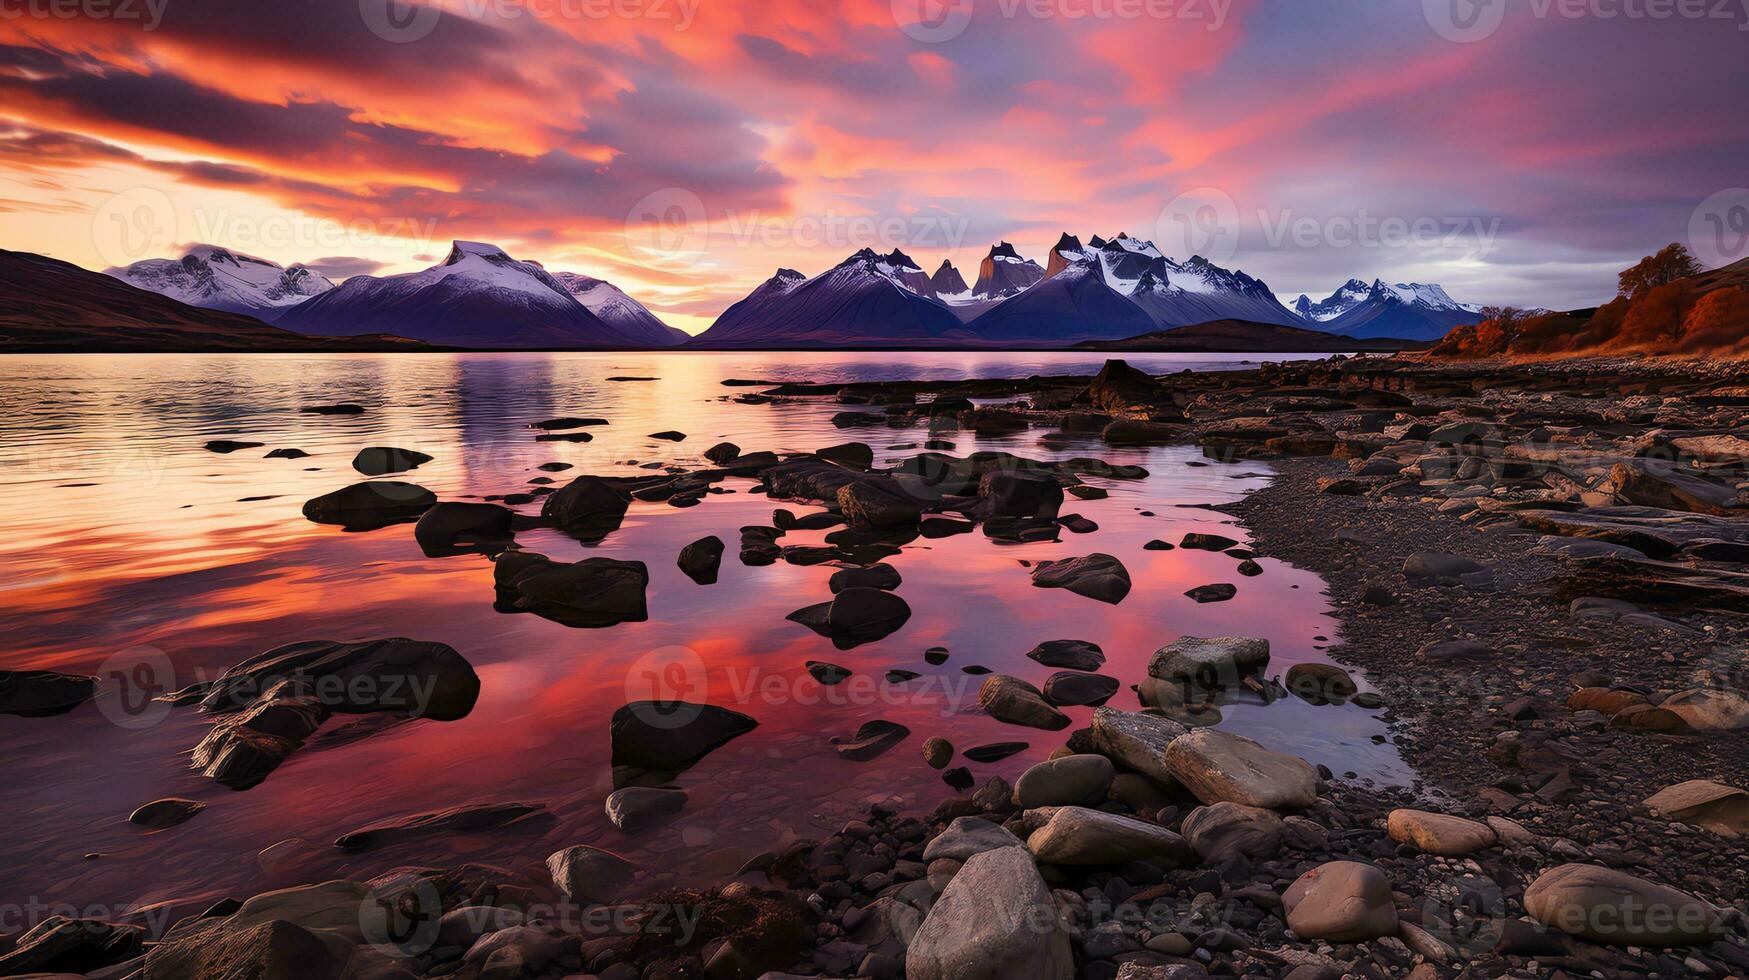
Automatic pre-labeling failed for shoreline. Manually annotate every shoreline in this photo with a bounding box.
[5,353,1748,979]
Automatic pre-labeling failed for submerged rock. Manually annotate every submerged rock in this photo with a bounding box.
[351,446,432,475]
[302,481,436,530]
[413,502,514,557]
[0,669,97,717]
[610,701,758,774]
[1030,553,1131,604]
[606,786,688,832]
[128,798,206,830]
[833,720,911,761]
[334,801,546,851]
[494,551,649,628]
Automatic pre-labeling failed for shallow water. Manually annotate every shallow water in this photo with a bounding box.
[0,351,1408,917]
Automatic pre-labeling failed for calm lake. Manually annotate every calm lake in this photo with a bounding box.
[0,351,1408,915]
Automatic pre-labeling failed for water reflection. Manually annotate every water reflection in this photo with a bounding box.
[0,351,1407,915]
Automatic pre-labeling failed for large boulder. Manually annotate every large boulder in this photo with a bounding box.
[547,845,635,904]
[0,669,97,717]
[144,918,351,980]
[1164,729,1318,810]
[1148,636,1270,690]
[677,535,725,585]
[1642,779,1749,837]
[198,637,480,720]
[540,476,632,540]
[1030,553,1132,604]
[302,481,435,530]
[1082,359,1170,417]
[1088,707,1186,786]
[1026,806,1194,867]
[975,471,1064,522]
[610,701,759,774]
[0,916,144,976]
[1181,802,1284,862]
[1283,861,1399,942]
[923,816,1025,862]
[494,552,649,628]
[906,845,1074,980]
[1523,864,1726,946]
[978,676,1070,730]
[838,480,922,528]
[1385,809,1498,856]
[1659,688,1749,730]
[1013,755,1115,807]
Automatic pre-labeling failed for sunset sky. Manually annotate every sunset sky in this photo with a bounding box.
[2,0,1745,332]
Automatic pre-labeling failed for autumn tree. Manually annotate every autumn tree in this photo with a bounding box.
[1618,243,1702,299]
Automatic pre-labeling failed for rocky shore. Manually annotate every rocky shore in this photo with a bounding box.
[5,354,1748,980]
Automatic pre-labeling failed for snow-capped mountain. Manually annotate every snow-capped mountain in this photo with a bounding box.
[930,260,969,298]
[550,272,686,346]
[1129,254,1306,330]
[1310,279,1485,341]
[1293,279,1374,322]
[966,249,1155,343]
[688,249,964,348]
[973,242,1045,299]
[107,245,334,319]
[276,241,643,348]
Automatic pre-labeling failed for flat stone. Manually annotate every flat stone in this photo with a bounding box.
[1025,639,1106,671]
[1088,707,1186,786]
[127,798,206,830]
[1013,755,1116,807]
[1643,779,1749,837]
[1041,671,1118,706]
[1659,688,1749,730]
[1386,809,1498,856]
[1181,802,1284,862]
[979,676,1070,730]
[1164,729,1318,810]
[1026,806,1194,867]
[1524,864,1726,946]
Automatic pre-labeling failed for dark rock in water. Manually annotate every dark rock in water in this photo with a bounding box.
[302,481,435,531]
[0,915,144,975]
[540,476,631,541]
[962,665,992,675]
[193,693,325,789]
[678,535,725,585]
[807,661,852,685]
[351,446,433,476]
[0,669,97,717]
[886,669,920,683]
[833,720,911,761]
[414,502,515,557]
[1103,418,1178,444]
[335,801,546,851]
[302,403,364,415]
[649,430,687,441]
[1027,639,1106,671]
[1030,553,1131,604]
[774,508,842,531]
[537,462,574,472]
[536,431,593,443]
[919,516,975,538]
[832,412,884,429]
[205,440,263,453]
[1058,514,1099,534]
[787,587,913,649]
[1144,539,1176,551]
[924,646,950,665]
[1181,533,1239,552]
[1042,671,1119,707]
[606,786,687,832]
[979,675,1070,730]
[975,471,1063,522]
[1084,358,1170,416]
[963,742,1029,763]
[829,563,902,593]
[264,448,310,459]
[1285,664,1359,705]
[942,767,974,791]
[1237,559,1263,576]
[610,701,758,773]
[1185,583,1237,603]
[127,798,206,829]
[531,417,608,430]
[817,442,875,469]
[923,736,954,769]
[838,480,922,528]
[494,551,649,627]
[740,525,783,566]
[704,441,741,464]
[199,637,482,721]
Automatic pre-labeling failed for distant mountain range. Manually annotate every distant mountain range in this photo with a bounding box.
[86,234,1491,351]
[1,250,421,353]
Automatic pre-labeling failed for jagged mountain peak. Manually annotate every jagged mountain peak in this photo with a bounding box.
[107,243,336,318]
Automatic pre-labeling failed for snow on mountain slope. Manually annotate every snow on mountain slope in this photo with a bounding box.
[551,271,683,347]
[688,250,964,348]
[275,241,641,348]
[108,245,334,319]
[1315,279,1486,341]
[965,256,1155,343]
[1293,279,1374,322]
[972,242,1044,299]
